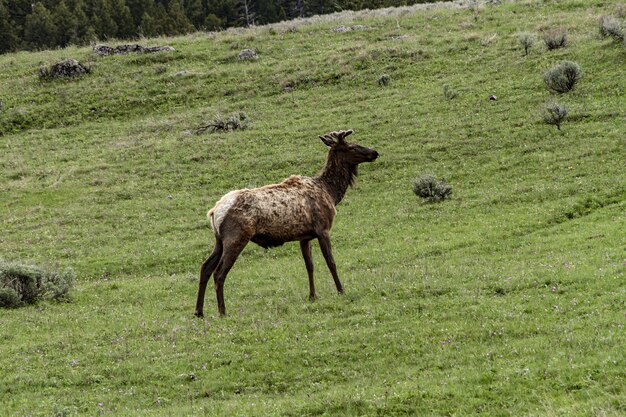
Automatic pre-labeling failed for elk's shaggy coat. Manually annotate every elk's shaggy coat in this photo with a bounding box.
[195,130,378,317]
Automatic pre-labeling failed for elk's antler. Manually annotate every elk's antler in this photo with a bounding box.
[319,129,353,146]
[331,130,353,140]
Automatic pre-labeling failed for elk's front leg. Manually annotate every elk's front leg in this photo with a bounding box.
[300,239,316,300]
[317,231,343,294]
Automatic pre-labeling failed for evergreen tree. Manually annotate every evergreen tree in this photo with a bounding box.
[307,0,339,16]
[23,2,58,49]
[126,0,155,27]
[110,0,135,38]
[81,0,94,17]
[139,11,158,37]
[53,0,77,47]
[183,0,204,28]
[70,0,92,43]
[203,12,221,30]
[294,0,305,17]
[258,0,280,24]
[277,3,287,21]
[91,0,117,39]
[364,0,384,10]
[6,0,32,34]
[167,0,194,35]
[206,0,240,28]
[84,24,97,42]
[281,0,305,18]
[0,0,19,53]
[239,0,255,27]
[150,3,169,36]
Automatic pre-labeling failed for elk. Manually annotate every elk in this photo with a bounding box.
[195,130,379,317]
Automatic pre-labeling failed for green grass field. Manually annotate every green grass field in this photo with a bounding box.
[1,0,625,415]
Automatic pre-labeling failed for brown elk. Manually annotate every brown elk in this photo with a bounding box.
[195,130,379,317]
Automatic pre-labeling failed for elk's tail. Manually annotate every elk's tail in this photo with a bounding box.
[207,208,219,237]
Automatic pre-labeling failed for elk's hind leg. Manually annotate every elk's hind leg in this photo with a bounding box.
[213,222,252,316]
[195,238,223,318]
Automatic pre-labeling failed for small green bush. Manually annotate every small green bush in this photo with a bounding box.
[377,74,391,86]
[195,112,249,134]
[518,32,535,56]
[412,174,452,202]
[0,261,75,308]
[542,29,568,50]
[443,85,458,100]
[544,61,582,94]
[561,195,615,221]
[542,102,568,130]
[0,287,21,308]
[598,16,624,41]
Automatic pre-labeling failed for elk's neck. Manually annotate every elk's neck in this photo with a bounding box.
[316,157,357,205]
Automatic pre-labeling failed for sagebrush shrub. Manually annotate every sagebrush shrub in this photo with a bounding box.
[542,103,568,130]
[544,61,581,93]
[443,85,458,100]
[412,174,452,202]
[542,29,568,50]
[598,16,624,41]
[0,288,21,308]
[517,32,535,56]
[237,49,258,61]
[196,112,249,134]
[0,261,75,308]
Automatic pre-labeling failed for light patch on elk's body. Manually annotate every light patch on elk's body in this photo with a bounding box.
[246,176,333,239]
[208,190,240,235]
[208,176,336,242]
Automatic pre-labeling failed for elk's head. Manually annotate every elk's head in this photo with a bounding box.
[319,130,379,165]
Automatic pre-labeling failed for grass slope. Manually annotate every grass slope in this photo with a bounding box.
[1,0,625,415]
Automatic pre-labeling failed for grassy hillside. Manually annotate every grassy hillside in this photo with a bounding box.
[1,0,624,415]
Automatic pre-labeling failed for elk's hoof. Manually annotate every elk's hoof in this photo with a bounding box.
[194,311,204,318]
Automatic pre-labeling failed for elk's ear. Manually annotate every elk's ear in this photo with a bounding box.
[319,134,336,147]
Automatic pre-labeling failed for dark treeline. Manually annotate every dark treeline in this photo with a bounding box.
[0,0,444,53]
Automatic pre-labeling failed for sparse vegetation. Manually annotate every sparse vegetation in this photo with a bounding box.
[412,174,452,202]
[544,61,582,93]
[517,32,535,56]
[542,28,568,50]
[238,49,259,61]
[598,16,624,41]
[195,112,249,134]
[0,261,75,308]
[443,84,458,100]
[377,73,391,86]
[542,102,568,130]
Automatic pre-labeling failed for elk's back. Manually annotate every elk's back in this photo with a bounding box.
[208,176,335,244]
